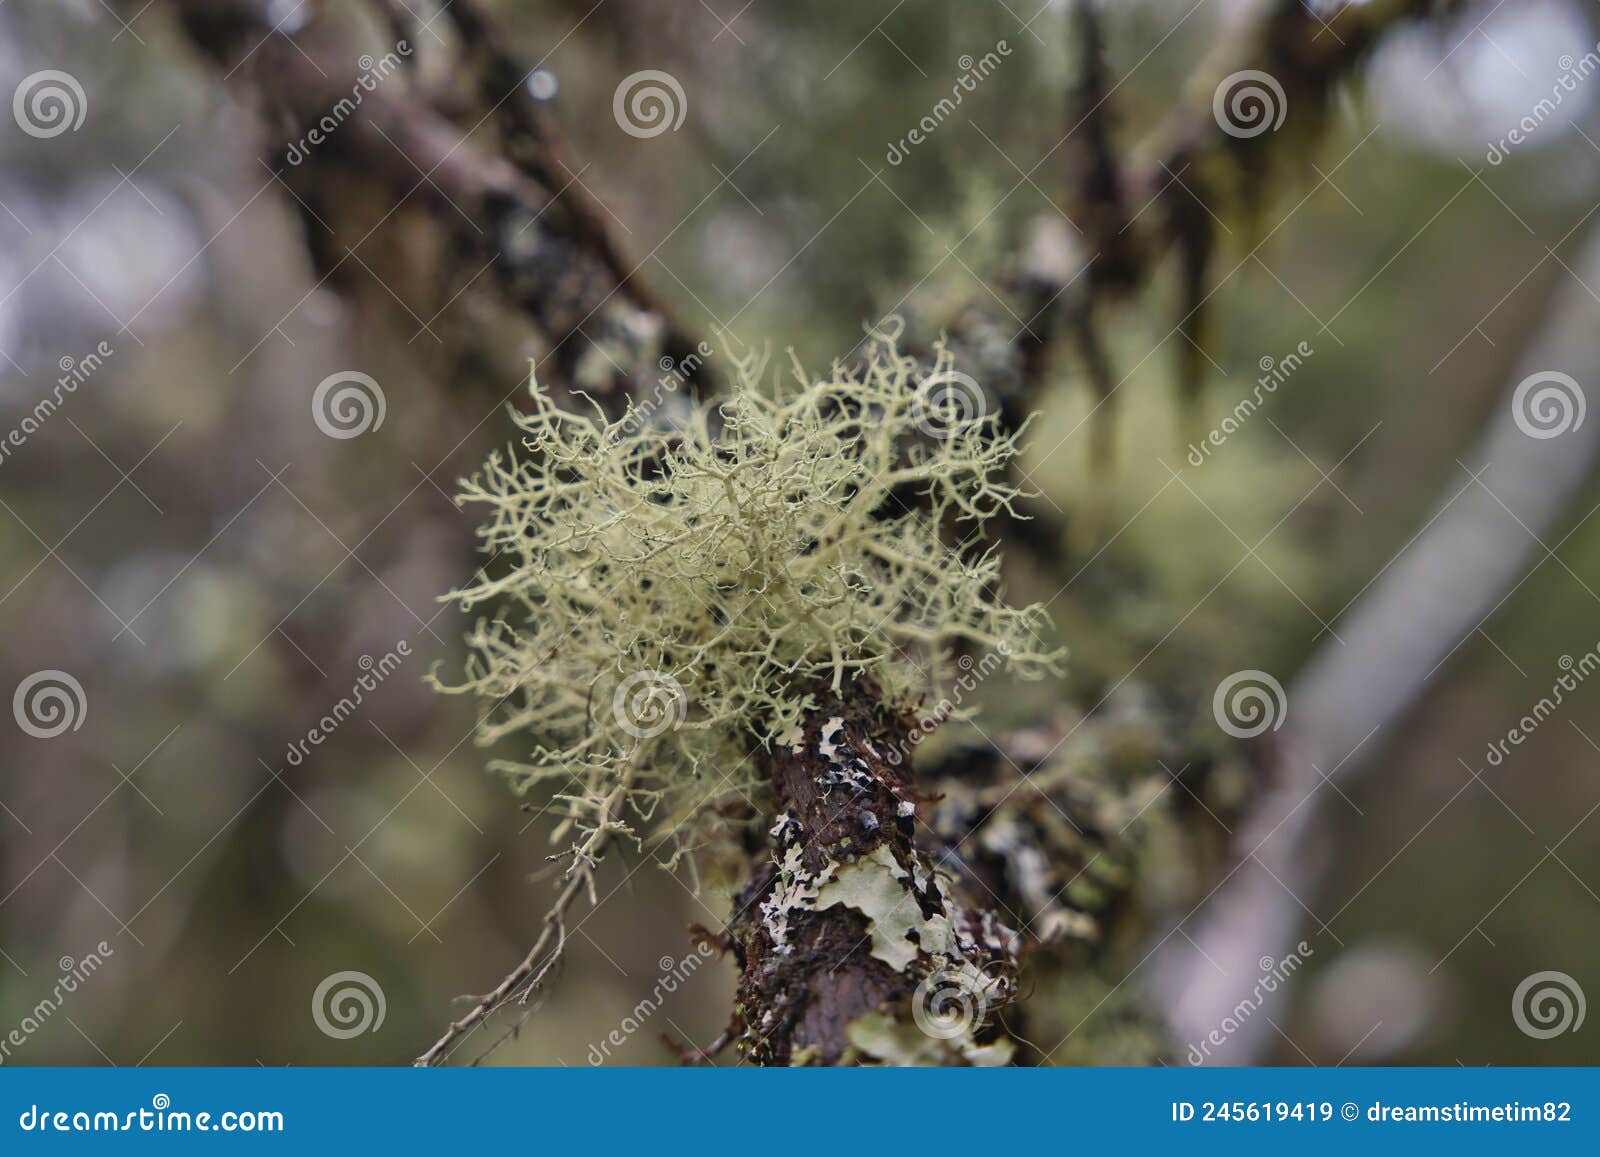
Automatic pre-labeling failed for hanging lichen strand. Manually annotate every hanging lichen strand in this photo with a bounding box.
[433,323,1060,864]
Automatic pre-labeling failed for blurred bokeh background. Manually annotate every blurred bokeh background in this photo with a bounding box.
[2,0,1599,1066]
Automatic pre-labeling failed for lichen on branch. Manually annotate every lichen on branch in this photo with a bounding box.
[433,322,1060,861]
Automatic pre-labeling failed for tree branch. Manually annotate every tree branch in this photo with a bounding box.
[728,690,1022,1065]
[1159,222,1600,1063]
[159,0,706,405]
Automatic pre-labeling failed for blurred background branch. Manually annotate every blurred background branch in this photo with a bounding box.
[1162,219,1600,1062]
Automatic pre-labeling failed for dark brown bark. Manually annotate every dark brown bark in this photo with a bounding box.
[161,0,706,408]
[728,690,1019,1066]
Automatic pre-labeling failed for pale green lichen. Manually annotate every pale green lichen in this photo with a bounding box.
[815,846,927,970]
[763,837,1022,1063]
[434,324,1060,856]
[847,1010,1015,1067]
[812,843,1014,976]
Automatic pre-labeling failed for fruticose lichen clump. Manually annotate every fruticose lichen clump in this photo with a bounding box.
[434,324,1059,859]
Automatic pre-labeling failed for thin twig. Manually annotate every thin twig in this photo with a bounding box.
[413,786,625,1067]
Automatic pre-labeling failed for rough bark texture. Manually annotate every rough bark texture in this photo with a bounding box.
[728,691,1020,1066]
[914,685,1261,1065]
[163,0,706,408]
